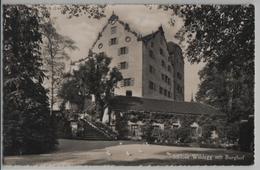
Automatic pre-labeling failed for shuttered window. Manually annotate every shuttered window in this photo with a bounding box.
[109,38,117,45]
[118,62,128,70]
[118,47,128,55]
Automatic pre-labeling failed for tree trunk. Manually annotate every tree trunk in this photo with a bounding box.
[50,54,54,116]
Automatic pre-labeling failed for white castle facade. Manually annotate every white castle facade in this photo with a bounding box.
[74,14,184,101]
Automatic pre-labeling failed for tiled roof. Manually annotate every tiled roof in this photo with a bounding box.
[142,31,158,43]
[110,96,225,116]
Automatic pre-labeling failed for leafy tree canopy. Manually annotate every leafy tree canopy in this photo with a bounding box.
[3,5,57,155]
[159,5,254,122]
[59,52,123,121]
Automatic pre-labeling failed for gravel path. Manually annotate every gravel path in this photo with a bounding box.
[4,139,253,166]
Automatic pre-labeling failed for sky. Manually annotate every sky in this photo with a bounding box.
[50,5,205,102]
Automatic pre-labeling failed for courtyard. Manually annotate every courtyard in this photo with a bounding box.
[4,139,253,166]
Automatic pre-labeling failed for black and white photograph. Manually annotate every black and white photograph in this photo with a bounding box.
[1,1,256,167]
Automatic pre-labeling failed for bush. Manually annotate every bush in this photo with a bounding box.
[115,113,128,139]
[175,127,192,143]
[142,120,154,143]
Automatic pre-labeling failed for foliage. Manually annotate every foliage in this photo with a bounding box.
[175,127,192,143]
[142,120,154,143]
[58,77,85,111]
[58,5,106,19]
[225,122,240,143]
[159,5,254,122]
[239,117,254,152]
[114,112,129,139]
[59,52,123,120]
[3,5,57,155]
[41,19,77,113]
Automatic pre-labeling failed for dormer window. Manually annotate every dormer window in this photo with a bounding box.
[111,26,117,34]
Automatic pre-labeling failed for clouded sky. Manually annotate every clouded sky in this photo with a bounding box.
[50,5,205,101]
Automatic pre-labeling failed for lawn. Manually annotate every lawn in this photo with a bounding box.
[3,139,254,166]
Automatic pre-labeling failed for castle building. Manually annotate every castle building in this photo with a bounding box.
[68,14,225,141]
[89,14,184,101]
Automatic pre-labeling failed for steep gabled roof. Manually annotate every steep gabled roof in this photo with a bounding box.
[142,31,158,43]
[110,96,225,116]
[90,13,141,50]
[142,25,164,43]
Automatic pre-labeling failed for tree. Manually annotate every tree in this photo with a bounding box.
[59,52,123,121]
[58,74,85,112]
[59,5,106,19]
[160,5,254,122]
[41,19,77,115]
[3,5,57,155]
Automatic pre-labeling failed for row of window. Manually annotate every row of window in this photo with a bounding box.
[161,74,171,85]
[149,64,171,86]
[109,36,131,46]
[149,80,172,98]
[149,51,172,73]
[98,36,131,49]
[149,49,164,59]
[159,86,172,98]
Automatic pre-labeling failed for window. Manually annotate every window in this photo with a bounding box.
[149,50,154,59]
[111,26,117,34]
[177,84,183,93]
[119,62,128,69]
[168,78,171,85]
[110,38,117,45]
[161,60,165,68]
[98,43,103,49]
[151,42,154,48]
[177,72,182,80]
[99,52,105,56]
[159,86,163,94]
[149,81,156,90]
[168,91,171,98]
[119,47,128,55]
[122,78,133,86]
[165,76,171,85]
[160,48,164,56]
[161,74,165,81]
[125,36,131,42]
[126,90,132,96]
[168,65,172,72]
[149,65,155,74]
[164,89,167,96]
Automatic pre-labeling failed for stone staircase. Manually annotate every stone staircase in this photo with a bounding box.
[75,118,118,141]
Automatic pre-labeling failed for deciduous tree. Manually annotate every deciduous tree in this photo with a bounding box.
[3,5,57,155]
